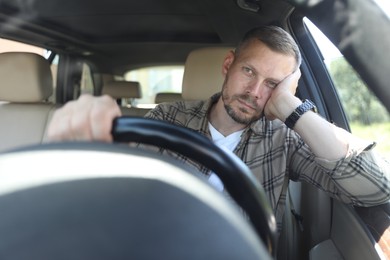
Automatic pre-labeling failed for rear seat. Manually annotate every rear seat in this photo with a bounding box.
[102,80,150,116]
[154,92,183,104]
[0,52,57,152]
[182,47,234,100]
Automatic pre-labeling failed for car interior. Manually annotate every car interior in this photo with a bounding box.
[0,0,389,259]
[0,51,57,152]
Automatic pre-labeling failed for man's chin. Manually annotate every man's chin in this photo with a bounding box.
[231,112,262,125]
[224,103,262,124]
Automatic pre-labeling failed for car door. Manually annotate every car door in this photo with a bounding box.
[284,4,390,259]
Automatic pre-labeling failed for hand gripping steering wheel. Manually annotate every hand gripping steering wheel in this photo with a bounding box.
[0,116,277,259]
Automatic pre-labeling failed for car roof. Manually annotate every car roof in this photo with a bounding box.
[0,0,293,74]
[0,0,389,111]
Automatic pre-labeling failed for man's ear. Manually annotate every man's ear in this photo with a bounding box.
[222,50,235,75]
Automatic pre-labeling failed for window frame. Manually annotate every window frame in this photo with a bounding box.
[289,13,351,131]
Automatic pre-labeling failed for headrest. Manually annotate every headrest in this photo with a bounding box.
[181,47,234,100]
[0,52,53,102]
[155,92,182,104]
[102,81,142,99]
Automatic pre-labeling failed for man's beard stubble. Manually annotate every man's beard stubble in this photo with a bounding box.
[222,88,263,125]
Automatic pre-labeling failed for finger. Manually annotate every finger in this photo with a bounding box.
[292,69,301,93]
[47,99,79,141]
[47,94,95,141]
[284,69,301,94]
[89,95,122,142]
[67,94,97,141]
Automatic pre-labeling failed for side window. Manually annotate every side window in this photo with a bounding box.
[304,18,390,159]
[124,66,184,106]
[0,38,45,54]
[49,54,59,103]
[80,63,94,95]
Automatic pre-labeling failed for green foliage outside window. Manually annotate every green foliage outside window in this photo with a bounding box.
[328,57,390,159]
[328,57,389,125]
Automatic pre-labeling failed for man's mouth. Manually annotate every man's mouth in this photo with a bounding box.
[237,98,256,111]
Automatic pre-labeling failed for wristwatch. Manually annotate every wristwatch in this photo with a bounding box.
[285,99,317,129]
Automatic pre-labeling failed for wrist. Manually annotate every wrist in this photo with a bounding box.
[276,95,302,121]
[284,99,317,129]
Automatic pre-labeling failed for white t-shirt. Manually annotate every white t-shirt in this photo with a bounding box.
[207,122,244,192]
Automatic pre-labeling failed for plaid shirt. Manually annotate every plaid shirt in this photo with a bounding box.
[145,93,390,230]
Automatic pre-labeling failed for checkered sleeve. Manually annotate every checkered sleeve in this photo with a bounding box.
[289,131,390,206]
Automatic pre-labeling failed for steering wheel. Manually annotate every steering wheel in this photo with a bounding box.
[0,116,277,259]
[112,117,277,254]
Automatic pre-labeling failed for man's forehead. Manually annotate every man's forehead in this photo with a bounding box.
[236,45,296,78]
[238,40,294,60]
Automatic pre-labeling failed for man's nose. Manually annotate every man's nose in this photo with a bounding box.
[246,79,265,99]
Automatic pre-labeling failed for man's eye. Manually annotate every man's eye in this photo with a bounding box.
[266,81,278,89]
[242,66,254,77]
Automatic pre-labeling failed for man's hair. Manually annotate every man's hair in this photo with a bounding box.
[235,25,302,68]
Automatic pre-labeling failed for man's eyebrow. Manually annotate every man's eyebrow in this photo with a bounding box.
[242,61,284,83]
[266,77,282,83]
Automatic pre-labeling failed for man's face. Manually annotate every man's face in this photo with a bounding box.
[221,39,296,125]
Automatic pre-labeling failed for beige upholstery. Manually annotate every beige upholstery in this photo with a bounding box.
[102,81,141,99]
[181,47,234,100]
[0,52,53,102]
[102,80,150,116]
[155,92,183,104]
[0,104,57,151]
[0,52,57,152]
[120,107,150,117]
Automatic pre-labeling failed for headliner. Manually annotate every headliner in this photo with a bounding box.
[0,0,294,74]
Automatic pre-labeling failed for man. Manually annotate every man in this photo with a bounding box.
[47,26,390,231]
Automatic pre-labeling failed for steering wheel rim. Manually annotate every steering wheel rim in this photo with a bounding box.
[112,116,277,256]
[0,142,273,259]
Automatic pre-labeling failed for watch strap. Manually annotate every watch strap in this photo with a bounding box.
[285,99,317,129]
